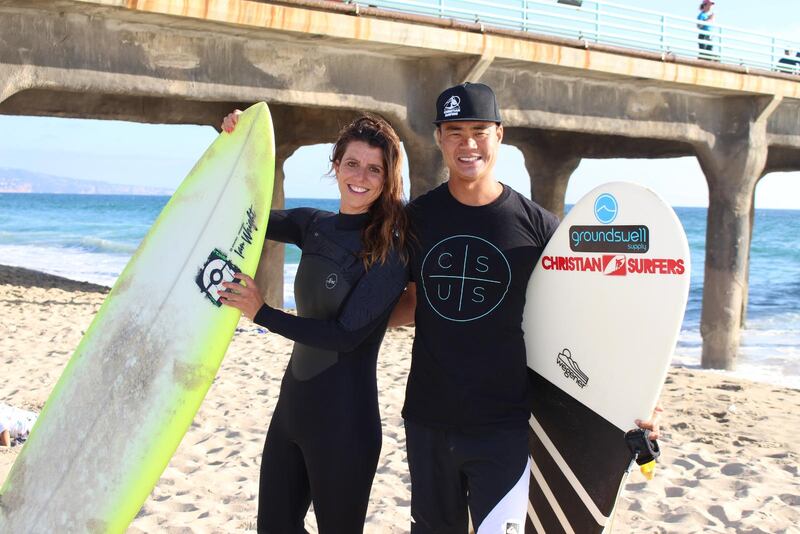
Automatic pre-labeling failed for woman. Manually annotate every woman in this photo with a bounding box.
[219,113,409,533]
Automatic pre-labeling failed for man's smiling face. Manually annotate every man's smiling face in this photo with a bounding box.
[437,121,503,186]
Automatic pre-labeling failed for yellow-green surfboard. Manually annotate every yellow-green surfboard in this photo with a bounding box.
[0,103,275,533]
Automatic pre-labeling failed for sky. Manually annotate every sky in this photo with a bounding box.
[0,0,797,209]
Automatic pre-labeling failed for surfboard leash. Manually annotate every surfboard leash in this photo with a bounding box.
[624,429,661,481]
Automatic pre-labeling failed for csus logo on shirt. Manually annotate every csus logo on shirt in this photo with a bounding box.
[420,235,511,322]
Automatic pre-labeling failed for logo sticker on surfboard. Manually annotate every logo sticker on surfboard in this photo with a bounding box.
[230,206,259,260]
[594,193,618,224]
[556,348,589,388]
[541,255,686,276]
[569,225,649,253]
[197,248,241,307]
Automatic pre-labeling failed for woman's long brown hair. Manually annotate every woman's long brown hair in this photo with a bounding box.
[330,115,409,269]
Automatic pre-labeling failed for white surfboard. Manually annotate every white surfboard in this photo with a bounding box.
[523,182,690,533]
[0,103,275,533]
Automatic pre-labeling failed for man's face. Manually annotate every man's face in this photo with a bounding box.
[437,121,503,185]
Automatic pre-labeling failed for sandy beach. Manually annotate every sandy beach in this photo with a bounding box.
[1,264,798,533]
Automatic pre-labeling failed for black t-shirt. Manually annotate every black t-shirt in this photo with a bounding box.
[402,183,560,429]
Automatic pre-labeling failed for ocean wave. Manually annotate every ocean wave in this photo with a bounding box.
[67,237,139,255]
[0,231,139,255]
[0,230,19,243]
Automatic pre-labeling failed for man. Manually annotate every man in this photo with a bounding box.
[391,83,660,533]
[390,82,558,532]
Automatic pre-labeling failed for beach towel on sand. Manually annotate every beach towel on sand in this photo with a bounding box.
[0,403,38,440]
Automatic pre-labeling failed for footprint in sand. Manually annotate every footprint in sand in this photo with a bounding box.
[714,383,743,392]
[166,502,199,513]
[721,462,755,477]
[708,503,742,525]
[665,486,686,498]
[687,453,718,468]
[671,458,694,470]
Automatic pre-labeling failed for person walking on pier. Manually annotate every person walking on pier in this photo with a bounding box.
[697,0,716,59]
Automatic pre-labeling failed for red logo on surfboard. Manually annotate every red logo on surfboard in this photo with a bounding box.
[541,255,685,276]
[602,255,627,276]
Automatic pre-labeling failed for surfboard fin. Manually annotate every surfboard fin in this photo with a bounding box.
[639,459,657,480]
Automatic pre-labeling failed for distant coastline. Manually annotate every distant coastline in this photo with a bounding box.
[0,167,173,196]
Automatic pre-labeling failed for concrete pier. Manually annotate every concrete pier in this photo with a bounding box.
[0,0,798,368]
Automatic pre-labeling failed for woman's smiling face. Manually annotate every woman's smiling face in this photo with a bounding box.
[334,140,386,215]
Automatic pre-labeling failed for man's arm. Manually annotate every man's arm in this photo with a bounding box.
[388,282,416,327]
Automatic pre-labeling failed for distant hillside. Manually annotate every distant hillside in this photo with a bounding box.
[0,168,174,196]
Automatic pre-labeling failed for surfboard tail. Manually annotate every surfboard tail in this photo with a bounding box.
[526,370,633,534]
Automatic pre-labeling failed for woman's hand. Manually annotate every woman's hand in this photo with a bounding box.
[635,404,664,441]
[219,273,265,321]
[221,109,243,134]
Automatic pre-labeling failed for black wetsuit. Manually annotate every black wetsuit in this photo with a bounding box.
[252,208,408,534]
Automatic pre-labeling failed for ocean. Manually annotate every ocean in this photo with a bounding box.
[0,192,797,389]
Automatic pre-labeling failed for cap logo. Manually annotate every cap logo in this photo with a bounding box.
[443,95,461,118]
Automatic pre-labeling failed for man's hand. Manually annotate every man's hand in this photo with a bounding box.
[635,404,663,441]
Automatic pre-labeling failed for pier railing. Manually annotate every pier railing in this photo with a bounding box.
[347,0,800,75]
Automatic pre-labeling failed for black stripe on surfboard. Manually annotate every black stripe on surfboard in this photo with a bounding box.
[526,465,567,534]
[527,369,633,515]
[528,425,603,533]
[525,514,541,534]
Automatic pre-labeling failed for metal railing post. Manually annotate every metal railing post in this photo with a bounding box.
[771,37,777,71]
[521,0,528,32]
[594,1,600,43]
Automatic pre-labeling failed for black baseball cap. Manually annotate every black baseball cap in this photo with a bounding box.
[433,82,502,125]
